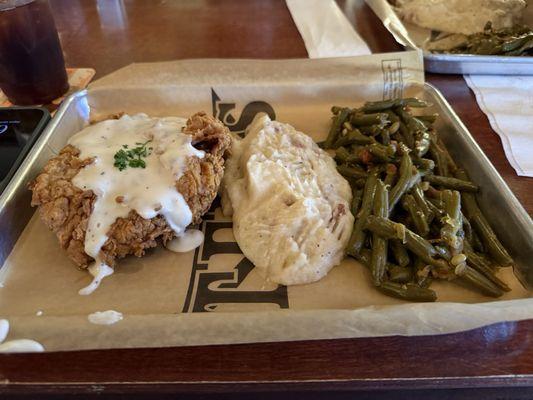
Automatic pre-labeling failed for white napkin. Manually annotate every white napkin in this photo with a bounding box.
[286,0,371,58]
[465,75,533,177]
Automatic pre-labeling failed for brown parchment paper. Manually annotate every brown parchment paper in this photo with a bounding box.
[1,51,532,352]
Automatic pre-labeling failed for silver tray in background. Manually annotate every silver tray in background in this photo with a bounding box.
[365,0,533,75]
[0,85,532,288]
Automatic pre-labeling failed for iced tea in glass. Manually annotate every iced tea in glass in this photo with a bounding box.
[0,0,69,105]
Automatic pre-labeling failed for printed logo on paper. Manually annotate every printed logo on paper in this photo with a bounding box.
[182,198,289,313]
[211,88,276,135]
[381,59,403,100]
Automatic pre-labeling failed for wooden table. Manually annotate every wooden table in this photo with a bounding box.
[2,0,532,398]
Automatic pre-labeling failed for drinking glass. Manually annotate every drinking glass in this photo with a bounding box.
[0,0,69,105]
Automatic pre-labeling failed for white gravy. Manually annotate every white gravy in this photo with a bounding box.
[87,310,123,325]
[0,339,44,353]
[0,319,8,343]
[78,262,114,295]
[166,229,204,253]
[0,319,44,353]
[68,114,206,294]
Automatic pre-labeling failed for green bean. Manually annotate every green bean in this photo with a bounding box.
[402,194,430,237]
[364,215,404,240]
[351,113,389,127]
[383,163,397,187]
[370,180,389,285]
[425,183,441,198]
[396,141,410,156]
[391,131,407,146]
[454,264,504,297]
[348,245,371,265]
[427,196,444,214]
[380,128,391,145]
[362,98,429,112]
[414,130,431,158]
[455,169,513,267]
[424,175,479,192]
[396,107,427,134]
[464,247,511,292]
[471,229,485,253]
[390,239,410,267]
[505,37,533,56]
[347,173,378,256]
[368,143,395,163]
[335,146,351,163]
[388,265,413,284]
[411,184,433,223]
[378,282,436,302]
[437,137,458,173]
[358,248,372,265]
[353,178,367,189]
[362,99,399,112]
[399,121,415,149]
[334,128,374,148]
[412,157,435,172]
[385,110,400,123]
[341,146,368,165]
[415,118,432,129]
[350,189,364,217]
[462,212,473,244]
[353,147,374,165]
[364,216,450,272]
[502,34,533,52]
[331,106,344,114]
[440,190,463,253]
[359,125,382,136]
[429,134,449,177]
[388,121,400,134]
[434,245,452,261]
[388,152,414,213]
[414,258,433,287]
[438,23,533,57]
[403,98,430,108]
[337,164,368,180]
[324,107,350,149]
[416,113,438,124]
[466,202,512,265]
[425,198,444,223]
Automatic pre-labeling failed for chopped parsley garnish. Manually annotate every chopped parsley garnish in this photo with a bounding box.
[113,140,153,171]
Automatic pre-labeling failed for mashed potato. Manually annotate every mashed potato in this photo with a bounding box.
[222,114,354,286]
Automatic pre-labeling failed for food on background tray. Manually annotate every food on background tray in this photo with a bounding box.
[427,22,533,56]
[222,114,354,285]
[30,112,231,294]
[391,0,526,35]
[323,97,514,302]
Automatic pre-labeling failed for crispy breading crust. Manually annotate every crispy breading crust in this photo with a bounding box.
[30,112,231,268]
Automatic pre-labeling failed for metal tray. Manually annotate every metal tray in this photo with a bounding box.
[0,84,532,289]
[365,0,533,75]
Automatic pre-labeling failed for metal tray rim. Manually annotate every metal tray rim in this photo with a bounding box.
[0,90,87,211]
[424,52,533,64]
[422,82,532,230]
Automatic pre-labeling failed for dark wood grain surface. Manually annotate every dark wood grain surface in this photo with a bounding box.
[2,0,532,397]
